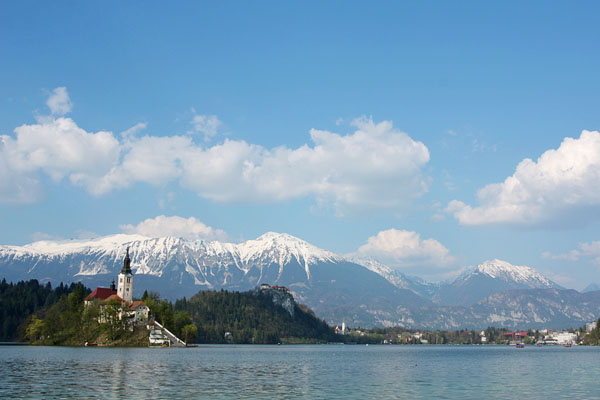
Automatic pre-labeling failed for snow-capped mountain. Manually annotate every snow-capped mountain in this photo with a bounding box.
[1,234,597,329]
[349,256,438,298]
[0,232,342,284]
[472,259,556,287]
[0,232,426,327]
[433,259,561,306]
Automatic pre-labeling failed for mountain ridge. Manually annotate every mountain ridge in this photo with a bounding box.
[1,232,598,329]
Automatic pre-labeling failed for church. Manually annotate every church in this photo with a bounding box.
[85,247,149,325]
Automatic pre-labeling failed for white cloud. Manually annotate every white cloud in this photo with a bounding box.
[447,130,600,227]
[543,241,600,266]
[2,117,120,193]
[119,215,227,241]
[180,116,429,214]
[30,232,64,242]
[0,138,41,203]
[121,122,147,139]
[63,115,431,214]
[190,114,221,140]
[355,228,455,270]
[46,87,72,116]
[2,90,431,213]
[92,135,190,195]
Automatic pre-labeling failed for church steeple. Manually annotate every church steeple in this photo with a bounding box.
[117,246,134,303]
[121,246,132,274]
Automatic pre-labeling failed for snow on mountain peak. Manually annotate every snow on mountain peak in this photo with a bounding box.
[255,231,295,241]
[21,234,150,255]
[237,232,341,267]
[474,259,555,287]
[0,231,345,282]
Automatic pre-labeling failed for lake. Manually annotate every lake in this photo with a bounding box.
[1,344,598,399]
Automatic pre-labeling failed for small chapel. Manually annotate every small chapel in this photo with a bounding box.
[85,247,149,325]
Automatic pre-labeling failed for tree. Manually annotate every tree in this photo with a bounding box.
[81,301,101,342]
[102,299,126,342]
[181,324,198,343]
[25,316,44,343]
[173,311,192,338]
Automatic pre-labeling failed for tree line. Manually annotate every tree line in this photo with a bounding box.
[3,279,600,346]
[0,279,85,341]
[173,289,337,344]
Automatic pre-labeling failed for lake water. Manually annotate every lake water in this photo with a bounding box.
[1,344,598,399]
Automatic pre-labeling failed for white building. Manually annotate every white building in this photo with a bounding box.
[480,331,488,343]
[117,246,134,303]
[546,331,577,345]
[586,321,597,332]
[85,246,149,326]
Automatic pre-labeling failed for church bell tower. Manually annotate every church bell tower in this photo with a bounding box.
[117,246,134,303]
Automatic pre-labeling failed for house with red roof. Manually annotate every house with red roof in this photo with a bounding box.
[84,282,118,304]
[85,247,149,326]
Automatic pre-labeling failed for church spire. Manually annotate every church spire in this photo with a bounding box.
[117,246,134,303]
[121,246,132,274]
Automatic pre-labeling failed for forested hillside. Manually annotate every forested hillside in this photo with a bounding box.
[0,279,87,341]
[1,279,335,345]
[175,289,336,344]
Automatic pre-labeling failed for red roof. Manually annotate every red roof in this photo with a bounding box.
[105,294,124,302]
[126,300,148,311]
[85,287,117,301]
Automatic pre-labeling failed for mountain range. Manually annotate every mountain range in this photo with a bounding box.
[1,232,599,330]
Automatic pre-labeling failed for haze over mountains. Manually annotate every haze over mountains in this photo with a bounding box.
[1,232,599,329]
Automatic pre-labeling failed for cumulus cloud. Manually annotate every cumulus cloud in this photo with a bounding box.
[2,117,120,192]
[119,215,228,241]
[354,228,456,270]
[0,139,41,203]
[542,241,600,266]
[1,89,431,213]
[0,92,120,202]
[190,114,221,140]
[447,130,600,227]
[46,87,73,116]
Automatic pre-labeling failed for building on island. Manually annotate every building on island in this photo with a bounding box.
[84,246,187,347]
[85,246,149,326]
[335,321,346,335]
[85,282,117,304]
[117,246,134,303]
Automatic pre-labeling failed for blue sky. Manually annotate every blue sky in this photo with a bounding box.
[1,1,600,288]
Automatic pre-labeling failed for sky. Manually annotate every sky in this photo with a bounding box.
[1,1,600,288]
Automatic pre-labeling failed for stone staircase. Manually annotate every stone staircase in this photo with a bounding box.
[150,320,187,347]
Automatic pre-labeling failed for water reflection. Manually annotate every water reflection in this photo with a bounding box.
[1,345,599,399]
